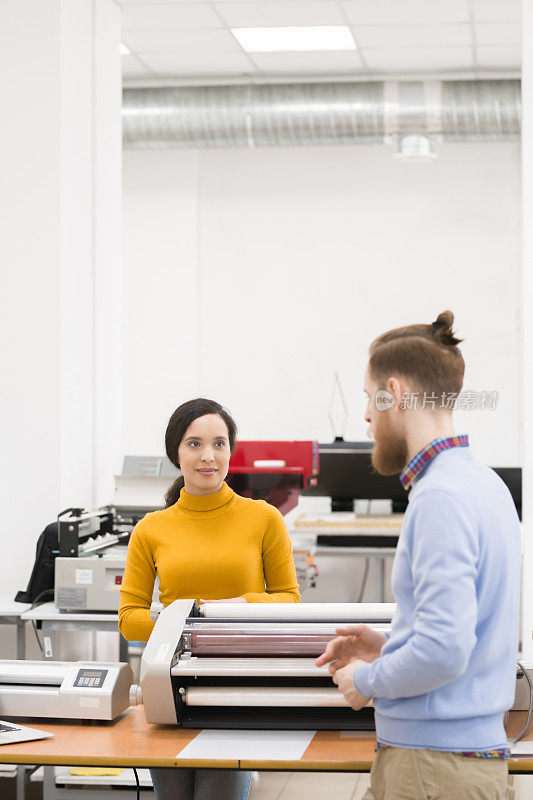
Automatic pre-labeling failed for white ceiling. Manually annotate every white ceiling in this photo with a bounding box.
[121,0,522,85]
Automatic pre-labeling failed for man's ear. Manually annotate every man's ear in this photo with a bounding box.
[387,377,404,410]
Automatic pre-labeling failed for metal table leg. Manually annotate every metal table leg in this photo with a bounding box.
[16,619,25,660]
[43,765,55,800]
[16,765,26,800]
[41,621,55,660]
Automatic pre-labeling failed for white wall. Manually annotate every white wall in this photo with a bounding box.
[123,141,521,468]
[521,0,533,660]
[0,0,122,594]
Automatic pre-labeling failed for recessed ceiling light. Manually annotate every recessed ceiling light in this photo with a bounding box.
[120,43,131,55]
[231,26,356,53]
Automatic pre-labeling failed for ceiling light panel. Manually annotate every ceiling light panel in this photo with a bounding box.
[232,26,356,53]
[343,0,470,25]
[216,2,344,29]
[354,23,471,49]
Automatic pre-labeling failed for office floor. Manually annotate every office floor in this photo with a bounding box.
[0,772,371,799]
[249,771,530,800]
[250,770,369,800]
[0,770,530,799]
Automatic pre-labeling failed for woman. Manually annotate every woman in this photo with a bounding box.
[119,397,300,800]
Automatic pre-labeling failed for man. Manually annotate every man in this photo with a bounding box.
[316,311,520,800]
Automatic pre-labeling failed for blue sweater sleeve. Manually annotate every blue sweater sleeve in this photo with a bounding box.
[353,489,479,699]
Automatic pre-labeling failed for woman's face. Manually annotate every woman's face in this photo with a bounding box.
[177,413,231,496]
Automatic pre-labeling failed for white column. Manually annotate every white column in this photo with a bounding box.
[522,0,533,660]
[91,0,123,506]
[0,0,121,591]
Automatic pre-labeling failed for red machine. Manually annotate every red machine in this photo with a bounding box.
[227,441,319,516]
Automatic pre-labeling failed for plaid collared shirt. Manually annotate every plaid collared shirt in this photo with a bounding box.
[399,434,470,490]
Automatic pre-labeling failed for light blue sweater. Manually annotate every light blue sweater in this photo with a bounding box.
[353,445,521,751]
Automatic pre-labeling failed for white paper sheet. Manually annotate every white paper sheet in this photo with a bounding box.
[176,729,316,761]
[508,738,533,756]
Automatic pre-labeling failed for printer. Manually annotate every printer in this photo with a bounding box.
[54,508,132,612]
[132,599,394,730]
[0,660,132,720]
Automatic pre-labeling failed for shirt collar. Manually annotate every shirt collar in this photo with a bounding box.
[177,481,235,512]
[400,434,469,490]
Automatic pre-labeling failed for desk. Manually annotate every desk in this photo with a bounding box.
[20,603,128,663]
[312,544,396,604]
[0,591,30,660]
[0,707,532,774]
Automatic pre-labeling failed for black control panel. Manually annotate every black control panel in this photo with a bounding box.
[74,668,108,688]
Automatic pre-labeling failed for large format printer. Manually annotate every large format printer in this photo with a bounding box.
[131,599,395,730]
[302,440,522,517]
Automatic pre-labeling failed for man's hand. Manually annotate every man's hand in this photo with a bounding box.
[198,597,248,604]
[315,625,387,672]
[332,661,371,711]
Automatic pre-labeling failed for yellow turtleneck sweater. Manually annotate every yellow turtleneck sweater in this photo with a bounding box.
[118,482,300,642]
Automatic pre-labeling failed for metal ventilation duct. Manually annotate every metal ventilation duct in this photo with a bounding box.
[122,79,521,149]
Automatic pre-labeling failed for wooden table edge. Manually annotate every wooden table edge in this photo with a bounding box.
[239,758,373,772]
[0,754,240,769]
[509,758,533,772]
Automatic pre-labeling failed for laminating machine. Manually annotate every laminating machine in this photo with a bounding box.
[132,600,395,730]
[0,660,133,720]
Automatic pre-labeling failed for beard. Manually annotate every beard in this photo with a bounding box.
[371,411,408,476]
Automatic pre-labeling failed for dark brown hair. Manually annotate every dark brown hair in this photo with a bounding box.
[369,310,465,399]
[164,398,238,507]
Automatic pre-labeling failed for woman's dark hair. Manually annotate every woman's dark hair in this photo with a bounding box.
[164,398,238,508]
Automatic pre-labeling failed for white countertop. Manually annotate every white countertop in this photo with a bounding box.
[0,591,31,617]
[21,601,118,623]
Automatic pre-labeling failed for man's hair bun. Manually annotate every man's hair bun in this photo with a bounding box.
[431,310,462,347]
[369,310,465,398]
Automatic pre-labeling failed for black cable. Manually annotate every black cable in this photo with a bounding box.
[133,766,140,800]
[513,661,533,744]
[30,589,54,609]
[28,589,54,654]
[31,621,43,654]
